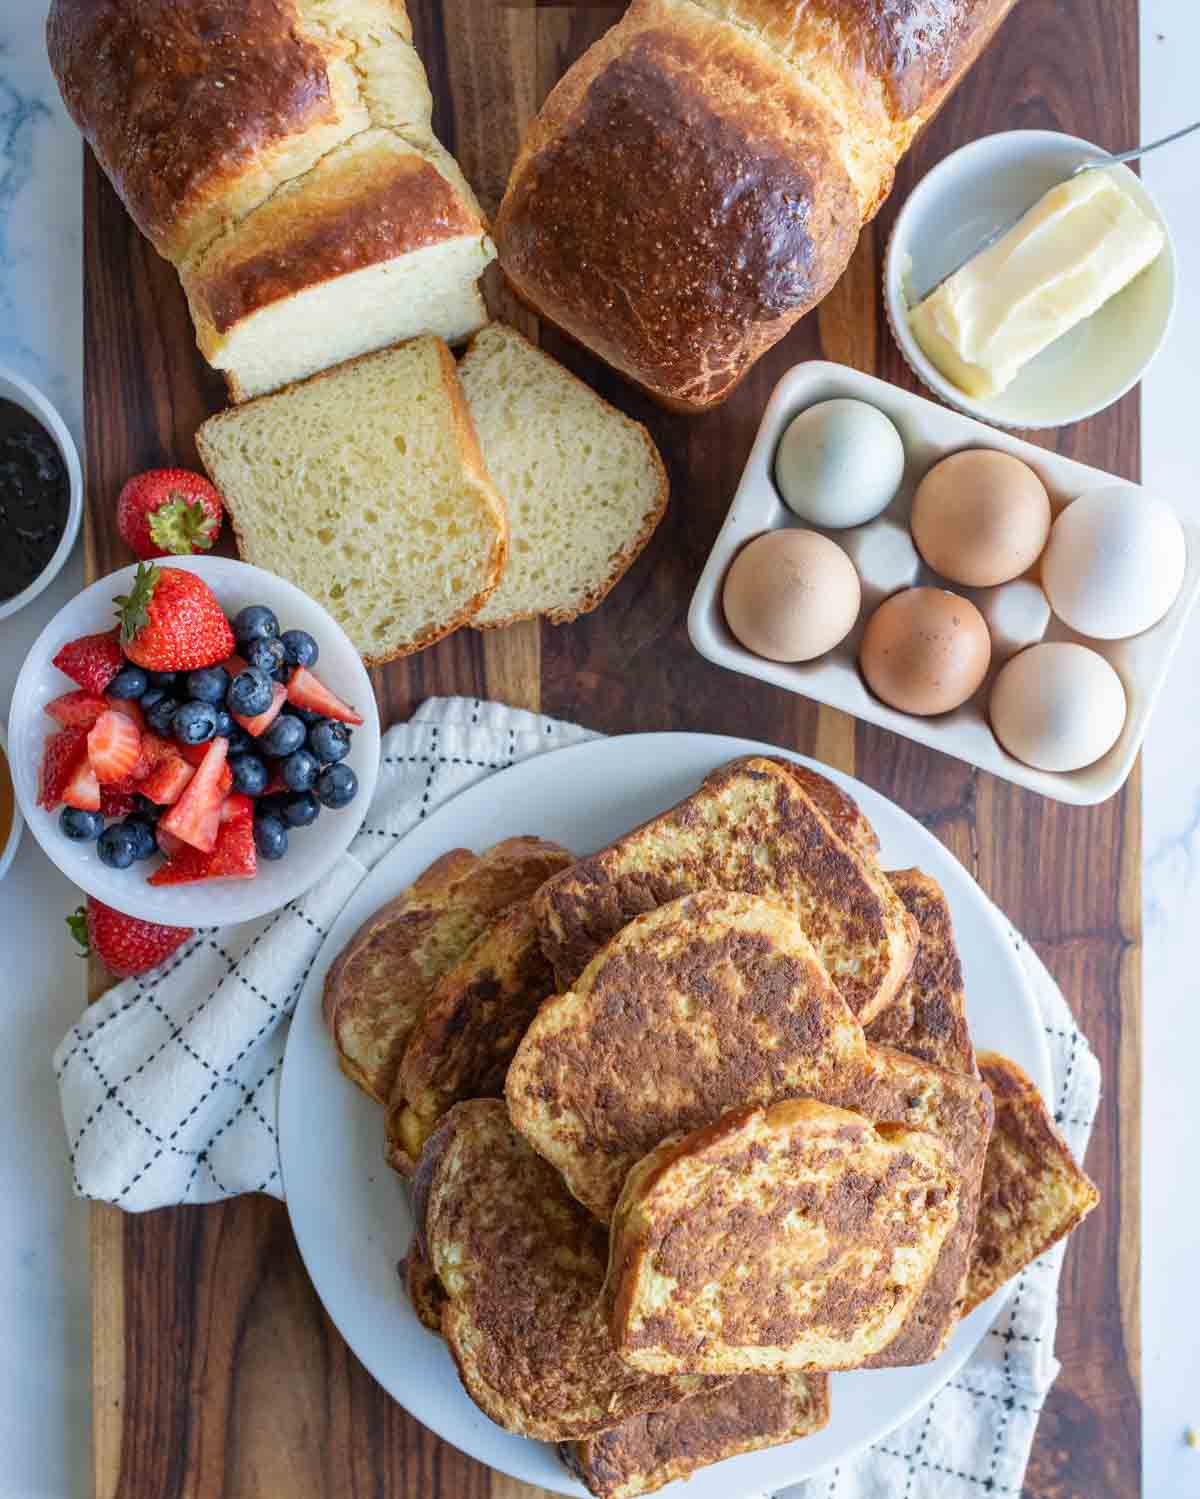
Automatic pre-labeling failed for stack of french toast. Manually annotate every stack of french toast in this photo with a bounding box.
[323,757,1099,1499]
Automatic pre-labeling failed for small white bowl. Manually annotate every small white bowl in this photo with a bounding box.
[0,724,24,883]
[0,366,83,621]
[885,130,1177,429]
[8,555,380,926]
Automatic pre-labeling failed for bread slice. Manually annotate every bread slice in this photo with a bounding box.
[561,1373,830,1499]
[507,890,993,1367]
[196,338,508,664]
[965,1052,1099,1313]
[386,898,562,1172]
[457,324,668,626]
[182,130,494,402]
[321,837,573,1105]
[402,1241,447,1336]
[865,869,978,1077]
[608,1100,961,1374]
[532,756,918,1021]
[413,1099,722,1441]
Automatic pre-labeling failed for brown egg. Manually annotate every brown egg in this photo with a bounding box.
[911,449,1051,587]
[723,529,861,663]
[860,587,992,716]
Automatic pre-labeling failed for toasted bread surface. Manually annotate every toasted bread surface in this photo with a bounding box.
[508,891,993,1366]
[965,1052,1099,1313]
[532,757,916,1022]
[386,899,561,1172]
[402,1241,446,1336]
[865,869,978,1077]
[608,1100,960,1374]
[561,1372,830,1499]
[414,1100,721,1440]
[323,837,573,1103]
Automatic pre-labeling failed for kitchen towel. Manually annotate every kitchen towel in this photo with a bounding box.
[54,695,1101,1499]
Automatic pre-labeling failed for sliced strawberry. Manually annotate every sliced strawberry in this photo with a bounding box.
[100,786,138,820]
[178,742,209,768]
[104,696,145,732]
[232,679,287,738]
[217,762,233,796]
[141,754,194,806]
[160,738,228,853]
[132,731,171,781]
[149,808,256,885]
[219,792,254,825]
[45,691,109,729]
[286,666,364,726]
[156,826,188,860]
[52,630,124,694]
[263,767,287,797]
[62,757,101,812]
[87,711,142,785]
[38,727,89,810]
[222,653,249,677]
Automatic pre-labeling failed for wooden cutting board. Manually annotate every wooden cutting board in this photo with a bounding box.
[83,2,1141,1494]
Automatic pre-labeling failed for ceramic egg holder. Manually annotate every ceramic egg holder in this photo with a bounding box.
[688,361,1200,805]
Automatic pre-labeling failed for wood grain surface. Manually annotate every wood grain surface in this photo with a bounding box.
[83,2,1141,1495]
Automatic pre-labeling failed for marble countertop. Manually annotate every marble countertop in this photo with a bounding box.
[0,2,1196,1496]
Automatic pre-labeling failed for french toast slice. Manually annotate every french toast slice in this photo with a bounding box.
[964,1052,1099,1313]
[507,891,993,1366]
[413,1099,723,1440]
[322,836,573,1103]
[608,1100,961,1374]
[560,1372,831,1499]
[532,757,917,1023]
[386,900,559,1173]
[865,869,978,1077]
[401,1240,447,1335]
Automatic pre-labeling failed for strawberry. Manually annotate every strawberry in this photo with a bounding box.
[38,727,89,809]
[222,653,249,677]
[141,754,194,806]
[160,738,228,852]
[149,810,256,886]
[53,630,124,695]
[62,757,101,812]
[220,792,254,825]
[45,690,109,729]
[87,710,142,785]
[286,667,364,726]
[131,730,171,781]
[100,786,138,820]
[232,679,287,738]
[156,826,188,860]
[114,564,234,672]
[68,899,193,979]
[116,469,224,561]
[104,695,145,732]
[263,766,287,797]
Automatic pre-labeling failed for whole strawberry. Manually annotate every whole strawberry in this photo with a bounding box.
[67,899,194,979]
[114,564,234,672]
[117,469,224,561]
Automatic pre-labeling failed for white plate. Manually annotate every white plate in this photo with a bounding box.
[687,362,1200,806]
[8,555,380,924]
[280,733,1050,1499]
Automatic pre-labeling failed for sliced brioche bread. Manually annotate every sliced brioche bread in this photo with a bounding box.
[196,338,507,664]
[458,324,668,626]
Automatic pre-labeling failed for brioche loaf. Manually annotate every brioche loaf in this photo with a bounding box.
[458,325,669,626]
[195,338,508,664]
[495,0,1020,411]
[47,0,494,399]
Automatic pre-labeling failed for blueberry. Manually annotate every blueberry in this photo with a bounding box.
[227,667,273,718]
[147,670,180,691]
[229,753,269,797]
[290,706,325,728]
[224,723,252,756]
[244,636,288,681]
[282,791,320,828]
[316,763,358,809]
[259,713,306,759]
[185,666,230,705]
[60,807,104,842]
[280,629,319,668]
[233,605,280,645]
[173,700,219,745]
[256,794,287,822]
[146,695,181,736]
[107,666,148,701]
[253,811,289,861]
[308,718,351,765]
[281,748,320,792]
[122,817,158,862]
[212,708,234,740]
[134,795,165,823]
[97,823,138,870]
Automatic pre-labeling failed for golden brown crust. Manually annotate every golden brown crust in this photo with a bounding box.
[964,1051,1099,1314]
[561,1372,830,1499]
[402,1240,447,1335]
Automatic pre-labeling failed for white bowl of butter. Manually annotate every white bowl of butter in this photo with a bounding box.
[885,130,1176,429]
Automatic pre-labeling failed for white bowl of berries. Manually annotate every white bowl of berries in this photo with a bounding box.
[9,555,380,926]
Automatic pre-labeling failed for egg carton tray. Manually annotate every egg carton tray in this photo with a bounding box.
[687,361,1200,805]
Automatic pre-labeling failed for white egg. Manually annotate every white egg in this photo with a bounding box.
[774,398,906,529]
[989,642,1127,773]
[1041,485,1186,640]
